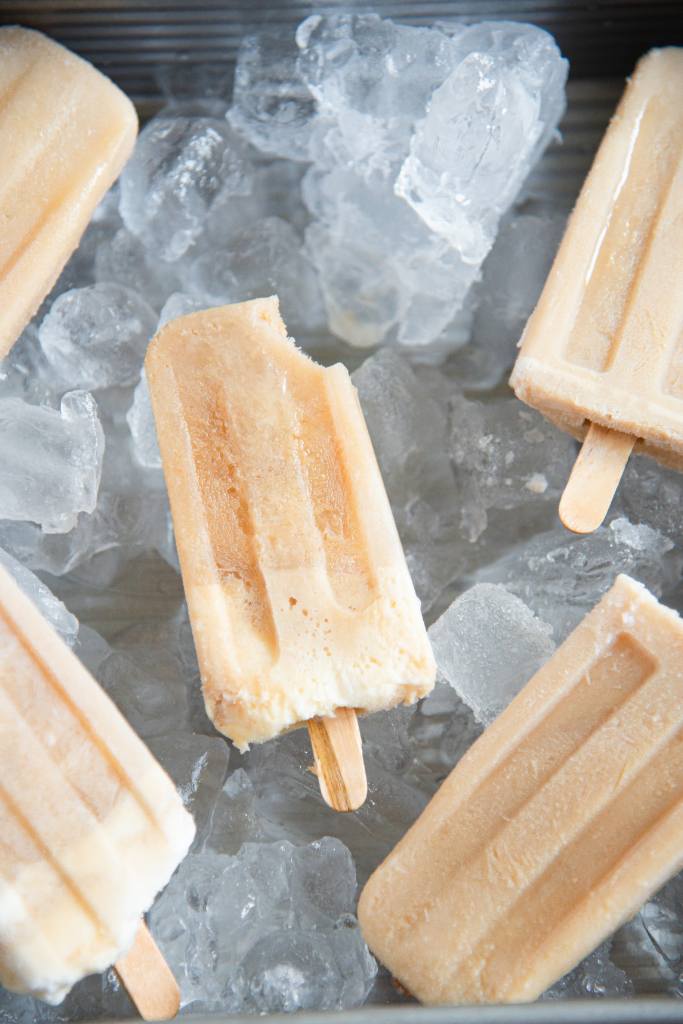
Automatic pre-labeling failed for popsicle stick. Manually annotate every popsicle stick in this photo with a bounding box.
[308,708,368,812]
[559,422,635,534]
[115,922,180,1021]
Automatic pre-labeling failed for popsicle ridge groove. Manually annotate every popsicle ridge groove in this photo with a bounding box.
[469,723,683,1002]
[389,635,653,949]
[602,127,683,374]
[0,782,109,939]
[0,604,164,834]
[0,61,36,122]
[565,98,683,372]
[173,358,277,652]
[412,652,683,997]
[293,389,375,614]
[0,115,136,288]
[411,634,651,892]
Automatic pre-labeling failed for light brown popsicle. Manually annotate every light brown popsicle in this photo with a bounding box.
[0,27,138,356]
[510,48,683,533]
[359,574,683,1004]
[146,297,435,810]
[0,561,194,1014]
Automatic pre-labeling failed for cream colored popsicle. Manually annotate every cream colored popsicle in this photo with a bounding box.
[510,48,683,533]
[359,575,683,1004]
[145,297,435,786]
[0,561,195,1008]
[0,27,138,356]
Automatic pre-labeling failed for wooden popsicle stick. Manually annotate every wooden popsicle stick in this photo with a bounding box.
[559,422,636,535]
[115,922,180,1021]
[308,708,368,812]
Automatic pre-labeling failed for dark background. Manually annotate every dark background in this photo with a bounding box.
[0,0,681,109]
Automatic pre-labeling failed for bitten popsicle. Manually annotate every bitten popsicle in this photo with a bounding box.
[146,297,435,811]
[510,48,683,533]
[0,27,138,357]
[359,575,683,1004]
[0,561,195,1017]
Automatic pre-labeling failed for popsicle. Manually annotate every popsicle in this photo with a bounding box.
[359,574,683,1004]
[145,297,435,811]
[0,560,195,1015]
[510,48,683,534]
[0,27,138,357]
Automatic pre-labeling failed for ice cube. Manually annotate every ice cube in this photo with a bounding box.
[641,873,683,968]
[618,454,683,548]
[0,392,103,533]
[352,349,461,611]
[428,583,555,724]
[190,217,325,335]
[296,15,457,177]
[157,292,207,328]
[95,228,181,310]
[474,518,680,641]
[206,158,309,243]
[544,942,633,999]
[466,207,567,384]
[97,615,195,738]
[0,547,78,645]
[148,732,230,845]
[150,838,376,1012]
[227,17,567,350]
[127,373,162,470]
[120,116,251,261]
[449,392,577,541]
[207,769,282,854]
[304,167,477,348]
[39,283,157,390]
[396,23,567,260]
[228,34,317,160]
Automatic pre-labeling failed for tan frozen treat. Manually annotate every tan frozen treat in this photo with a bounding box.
[0,27,138,356]
[146,297,435,751]
[0,562,195,1004]
[510,49,683,531]
[359,574,683,1005]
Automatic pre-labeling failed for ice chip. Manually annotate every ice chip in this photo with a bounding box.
[428,583,555,724]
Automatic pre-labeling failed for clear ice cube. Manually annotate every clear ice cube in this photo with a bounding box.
[39,283,157,390]
[150,838,376,1012]
[120,116,251,261]
[0,392,103,533]
[396,22,567,261]
[228,33,317,160]
[428,583,555,724]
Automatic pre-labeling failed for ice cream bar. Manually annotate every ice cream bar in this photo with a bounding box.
[510,49,683,533]
[359,574,683,1004]
[0,27,137,356]
[0,561,195,1009]
[145,297,435,809]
